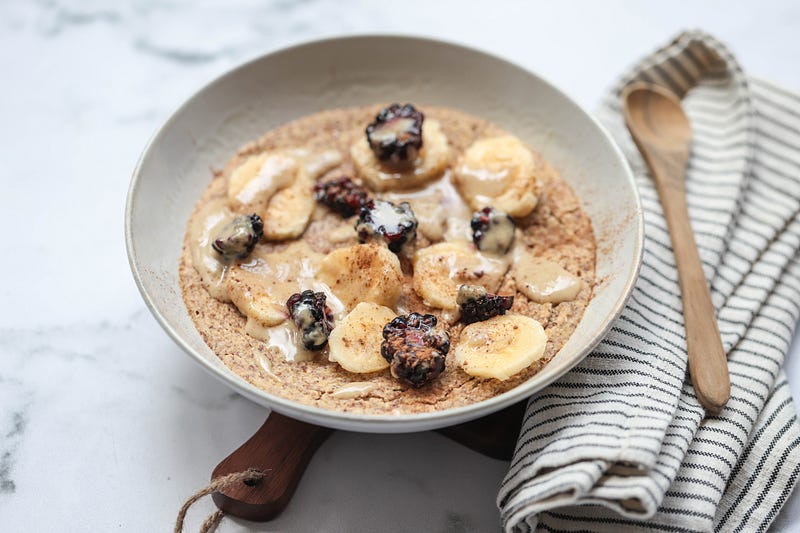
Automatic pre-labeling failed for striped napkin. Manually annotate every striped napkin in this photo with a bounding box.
[498,30,800,532]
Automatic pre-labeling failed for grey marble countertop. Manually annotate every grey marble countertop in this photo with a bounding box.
[2,1,799,531]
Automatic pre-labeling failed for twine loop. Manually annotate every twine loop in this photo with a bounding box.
[174,468,265,533]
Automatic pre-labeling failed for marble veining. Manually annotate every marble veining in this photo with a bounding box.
[133,39,229,65]
[40,6,121,36]
[0,384,31,496]
[1,0,799,531]
[1,451,17,494]
[1,409,28,494]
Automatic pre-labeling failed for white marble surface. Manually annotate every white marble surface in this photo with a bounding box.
[2,1,799,531]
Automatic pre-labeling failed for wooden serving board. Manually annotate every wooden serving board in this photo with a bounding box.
[211,401,527,521]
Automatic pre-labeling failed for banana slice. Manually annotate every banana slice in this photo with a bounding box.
[228,149,342,240]
[286,148,343,177]
[187,197,235,301]
[228,152,298,212]
[452,135,540,218]
[225,241,324,327]
[328,302,396,373]
[386,172,475,243]
[412,242,509,309]
[351,119,451,192]
[326,224,358,244]
[261,149,342,240]
[454,314,547,380]
[385,189,445,242]
[260,167,316,240]
[317,243,404,311]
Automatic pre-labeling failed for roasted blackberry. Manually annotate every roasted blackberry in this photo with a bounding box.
[457,284,514,324]
[314,176,369,218]
[286,290,334,351]
[470,207,516,255]
[212,214,263,260]
[381,313,450,388]
[355,199,418,252]
[365,103,424,164]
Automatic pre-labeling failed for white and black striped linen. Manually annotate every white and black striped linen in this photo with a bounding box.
[498,31,800,532]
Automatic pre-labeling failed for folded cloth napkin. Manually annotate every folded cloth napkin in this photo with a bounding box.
[498,30,800,532]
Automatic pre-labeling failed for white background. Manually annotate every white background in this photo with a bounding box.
[1,1,799,531]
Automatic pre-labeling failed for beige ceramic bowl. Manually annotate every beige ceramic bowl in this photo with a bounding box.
[126,36,643,433]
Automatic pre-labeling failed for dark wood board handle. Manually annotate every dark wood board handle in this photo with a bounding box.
[211,400,527,521]
[211,412,333,521]
[435,400,527,461]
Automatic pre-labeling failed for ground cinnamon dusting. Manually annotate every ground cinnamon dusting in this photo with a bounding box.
[179,105,596,415]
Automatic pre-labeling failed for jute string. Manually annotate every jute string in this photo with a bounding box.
[174,468,265,533]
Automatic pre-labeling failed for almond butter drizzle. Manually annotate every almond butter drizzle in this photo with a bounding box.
[331,382,377,400]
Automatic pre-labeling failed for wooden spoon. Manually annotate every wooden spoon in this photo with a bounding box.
[622,82,730,414]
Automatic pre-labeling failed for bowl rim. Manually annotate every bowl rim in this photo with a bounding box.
[125,33,644,432]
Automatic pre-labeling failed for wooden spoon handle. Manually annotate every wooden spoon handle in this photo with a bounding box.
[211,412,333,521]
[648,151,731,413]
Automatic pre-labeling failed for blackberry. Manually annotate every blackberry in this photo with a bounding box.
[365,103,424,164]
[286,290,334,351]
[355,199,417,252]
[314,176,369,218]
[470,207,515,255]
[212,214,263,260]
[381,313,450,388]
[457,284,514,324]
